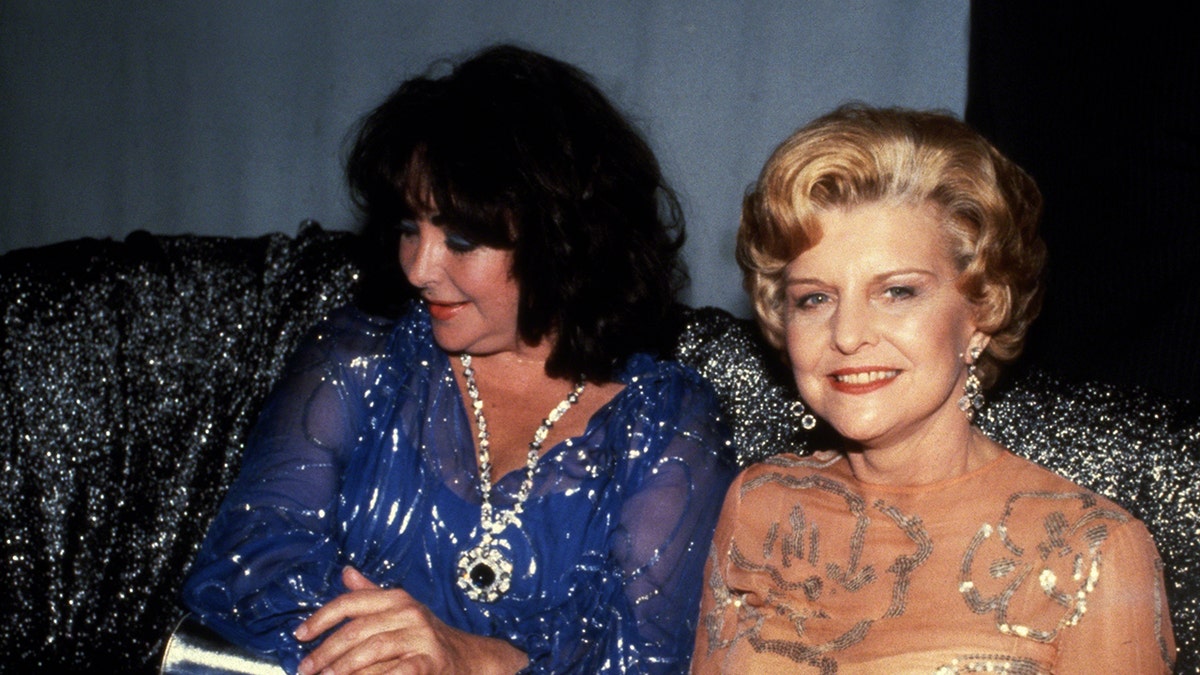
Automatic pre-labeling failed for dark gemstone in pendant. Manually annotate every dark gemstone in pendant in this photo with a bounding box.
[470,562,496,588]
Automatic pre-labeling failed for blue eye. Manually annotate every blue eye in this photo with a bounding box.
[444,231,478,253]
[884,286,916,300]
[795,292,830,309]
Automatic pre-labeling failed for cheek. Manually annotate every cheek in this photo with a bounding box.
[478,262,515,290]
[907,305,976,370]
[935,301,978,348]
[894,313,939,350]
[466,259,520,313]
[491,281,521,317]
[784,313,825,379]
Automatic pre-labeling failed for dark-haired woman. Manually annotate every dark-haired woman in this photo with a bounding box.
[183,45,734,674]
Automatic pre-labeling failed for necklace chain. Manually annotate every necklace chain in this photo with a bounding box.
[456,353,586,602]
[460,353,586,534]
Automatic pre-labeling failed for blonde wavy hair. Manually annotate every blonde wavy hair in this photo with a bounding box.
[737,104,1046,387]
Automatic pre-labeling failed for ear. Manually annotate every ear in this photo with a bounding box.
[966,331,991,363]
[964,297,995,363]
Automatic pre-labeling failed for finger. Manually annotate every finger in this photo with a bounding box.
[296,586,413,641]
[343,565,381,591]
[299,597,430,674]
[354,661,401,675]
[298,617,395,675]
[343,653,433,675]
[391,652,438,675]
[322,630,435,675]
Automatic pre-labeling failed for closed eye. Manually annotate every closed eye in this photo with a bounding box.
[443,231,479,253]
[395,218,418,237]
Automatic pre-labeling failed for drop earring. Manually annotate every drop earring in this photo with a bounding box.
[792,399,817,431]
[957,346,984,422]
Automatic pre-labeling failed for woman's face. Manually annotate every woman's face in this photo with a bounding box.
[783,200,986,447]
[398,215,523,356]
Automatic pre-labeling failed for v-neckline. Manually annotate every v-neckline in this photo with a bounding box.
[440,348,635,494]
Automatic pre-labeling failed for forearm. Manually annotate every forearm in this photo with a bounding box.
[183,527,346,671]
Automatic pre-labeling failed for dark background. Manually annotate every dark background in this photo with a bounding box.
[967,2,1199,401]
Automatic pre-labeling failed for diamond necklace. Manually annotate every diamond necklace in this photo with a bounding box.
[455,352,586,602]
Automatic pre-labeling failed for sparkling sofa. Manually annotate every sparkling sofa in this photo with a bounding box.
[1,224,1196,673]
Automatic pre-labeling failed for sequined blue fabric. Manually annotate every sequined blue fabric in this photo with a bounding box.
[1,228,1197,673]
[181,303,736,673]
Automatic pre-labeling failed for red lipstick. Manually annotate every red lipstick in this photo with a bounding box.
[426,301,466,321]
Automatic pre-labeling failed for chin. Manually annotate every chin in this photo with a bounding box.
[433,333,513,357]
[430,325,476,349]
[819,408,895,444]
[430,334,462,353]
[831,424,889,446]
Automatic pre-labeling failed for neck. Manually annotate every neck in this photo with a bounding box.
[453,333,558,374]
[840,415,1000,487]
[458,350,557,395]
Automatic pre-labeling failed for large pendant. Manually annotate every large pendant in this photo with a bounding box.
[456,540,513,603]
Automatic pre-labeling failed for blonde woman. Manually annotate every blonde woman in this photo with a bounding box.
[692,105,1175,673]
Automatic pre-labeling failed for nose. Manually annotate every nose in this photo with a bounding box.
[830,297,876,354]
[399,227,441,289]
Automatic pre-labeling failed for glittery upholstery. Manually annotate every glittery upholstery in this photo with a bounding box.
[0,224,359,673]
[1,226,1196,673]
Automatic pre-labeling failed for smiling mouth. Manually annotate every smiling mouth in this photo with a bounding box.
[832,370,899,385]
[828,369,900,393]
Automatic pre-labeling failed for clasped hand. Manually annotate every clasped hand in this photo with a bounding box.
[293,566,526,675]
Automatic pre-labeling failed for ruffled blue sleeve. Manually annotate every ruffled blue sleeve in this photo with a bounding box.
[520,360,737,674]
[181,308,394,673]
[182,310,736,674]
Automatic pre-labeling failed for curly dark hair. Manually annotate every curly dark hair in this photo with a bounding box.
[346,44,686,382]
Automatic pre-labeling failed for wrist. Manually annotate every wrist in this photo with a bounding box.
[448,628,527,675]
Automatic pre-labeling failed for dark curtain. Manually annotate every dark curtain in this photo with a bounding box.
[966,2,1199,402]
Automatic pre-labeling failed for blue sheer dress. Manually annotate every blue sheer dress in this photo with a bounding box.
[181,304,736,674]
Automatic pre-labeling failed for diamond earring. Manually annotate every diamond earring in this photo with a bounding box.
[957,346,984,421]
[792,399,817,431]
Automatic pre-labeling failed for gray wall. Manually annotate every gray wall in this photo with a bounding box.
[0,1,968,314]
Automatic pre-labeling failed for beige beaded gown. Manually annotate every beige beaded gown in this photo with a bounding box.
[692,450,1176,674]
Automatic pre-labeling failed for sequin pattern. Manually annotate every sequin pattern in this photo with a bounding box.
[181,303,736,673]
[0,225,360,672]
[694,452,1176,672]
[1,227,1197,672]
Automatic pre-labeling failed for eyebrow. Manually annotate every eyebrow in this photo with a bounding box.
[785,268,940,287]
